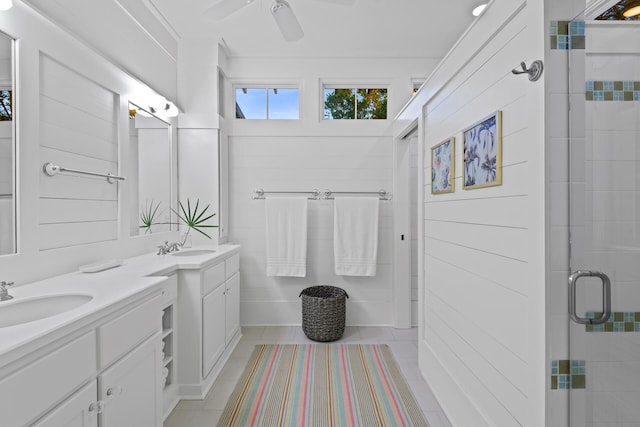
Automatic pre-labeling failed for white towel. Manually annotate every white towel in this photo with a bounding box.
[265,197,308,277]
[334,197,379,276]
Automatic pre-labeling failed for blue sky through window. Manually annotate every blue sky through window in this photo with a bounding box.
[235,87,299,119]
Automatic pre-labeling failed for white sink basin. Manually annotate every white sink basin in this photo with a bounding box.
[171,249,216,257]
[0,294,93,328]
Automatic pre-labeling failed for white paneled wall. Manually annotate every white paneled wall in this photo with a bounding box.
[397,0,546,425]
[231,136,393,325]
[38,55,119,250]
[227,56,438,326]
[409,135,419,326]
[0,3,179,285]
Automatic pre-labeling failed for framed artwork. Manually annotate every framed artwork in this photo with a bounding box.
[431,137,454,194]
[463,111,502,190]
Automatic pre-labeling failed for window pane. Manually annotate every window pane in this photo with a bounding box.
[356,88,387,119]
[235,88,266,119]
[268,88,299,119]
[324,88,355,119]
[0,90,11,121]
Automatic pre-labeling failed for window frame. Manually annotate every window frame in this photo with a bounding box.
[232,83,301,120]
[321,81,390,121]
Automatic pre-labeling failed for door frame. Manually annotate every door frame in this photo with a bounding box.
[392,120,419,328]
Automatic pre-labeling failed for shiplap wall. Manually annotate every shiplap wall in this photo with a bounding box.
[397,0,546,425]
[230,136,394,325]
[0,3,179,285]
[39,55,119,250]
[227,56,438,326]
[409,134,419,326]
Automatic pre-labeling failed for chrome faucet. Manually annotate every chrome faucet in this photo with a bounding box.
[157,241,182,255]
[0,281,14,301]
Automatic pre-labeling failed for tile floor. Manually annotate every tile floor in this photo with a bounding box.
[164,326,452,427]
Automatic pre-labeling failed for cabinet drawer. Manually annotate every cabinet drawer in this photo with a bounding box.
[202,262,225,296]
[159,274,178,306]
[0,331,96,427]
[225,254,240,278]
[98,295,162,368]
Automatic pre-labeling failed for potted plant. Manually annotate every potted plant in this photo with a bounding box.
[172,198,218,247]
[140,199,162,234]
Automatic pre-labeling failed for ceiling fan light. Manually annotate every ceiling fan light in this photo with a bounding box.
[205,0,255,21]
[623,4,640,17]
[271,0,304,42]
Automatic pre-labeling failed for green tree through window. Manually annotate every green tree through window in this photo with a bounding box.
[324,87,387,120]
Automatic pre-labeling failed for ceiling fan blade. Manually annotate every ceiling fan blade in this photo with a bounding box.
[271,0,304,42]
[204,0,255,21]
[308,0,356,5]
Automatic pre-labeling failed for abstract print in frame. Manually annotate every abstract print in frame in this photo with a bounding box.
[431,137,454,194]
[463,111,502,190]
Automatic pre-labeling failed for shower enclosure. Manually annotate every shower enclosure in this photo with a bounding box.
[567,6,640,425]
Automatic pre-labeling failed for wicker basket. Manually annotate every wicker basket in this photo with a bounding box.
[299,285,349,342]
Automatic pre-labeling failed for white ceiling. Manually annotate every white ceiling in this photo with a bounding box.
[147,0,481,58]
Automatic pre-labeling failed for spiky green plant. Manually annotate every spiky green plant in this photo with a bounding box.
[172,199,218,246]
[140,199,162,234]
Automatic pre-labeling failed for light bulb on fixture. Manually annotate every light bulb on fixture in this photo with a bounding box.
[164,102,179,117]
[623,3,640,18]
[0,0,13,11]
[472,3,487,16]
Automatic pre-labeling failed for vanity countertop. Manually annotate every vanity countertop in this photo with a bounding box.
[0,244,240,365]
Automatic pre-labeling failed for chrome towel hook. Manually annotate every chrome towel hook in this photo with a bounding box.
[511,60,544,82]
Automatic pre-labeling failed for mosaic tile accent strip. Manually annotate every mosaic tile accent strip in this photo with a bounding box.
[584,311,640,332]
[551,360,586,390]
[586,81,640,101]
[550,20,585,50]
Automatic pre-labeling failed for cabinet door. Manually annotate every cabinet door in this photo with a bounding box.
[202,284,226,378]
[98,334,162,427]
[225,272,240,343]
[32,380,98,427]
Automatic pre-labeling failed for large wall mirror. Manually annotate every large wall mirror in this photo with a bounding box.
[129,102,173,236]
[0,31,14,255]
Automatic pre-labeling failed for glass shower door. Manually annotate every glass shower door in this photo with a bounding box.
[568,12,640,426]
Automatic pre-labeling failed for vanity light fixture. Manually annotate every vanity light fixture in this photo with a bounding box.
[623,0,640,17]
[472,3,487,16]
[164,102,179,117]
[0,0,13,11]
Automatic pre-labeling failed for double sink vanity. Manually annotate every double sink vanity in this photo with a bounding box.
[0,244,241,426]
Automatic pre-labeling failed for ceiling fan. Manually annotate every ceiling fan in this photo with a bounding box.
[204,0,356,42]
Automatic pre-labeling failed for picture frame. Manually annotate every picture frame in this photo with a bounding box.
[431,137,455,194]
[462,111,502,190]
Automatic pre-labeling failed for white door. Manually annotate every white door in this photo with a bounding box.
[32,381,98,427]
[98,335,162,427]
[225,272,240,343]
[202,284,226,377]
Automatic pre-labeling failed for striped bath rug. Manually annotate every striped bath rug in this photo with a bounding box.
[217,343,428,427]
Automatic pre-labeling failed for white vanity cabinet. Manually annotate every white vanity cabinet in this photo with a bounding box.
[1,291,164,427]
[177,249,241,398]
[98,333,162,427]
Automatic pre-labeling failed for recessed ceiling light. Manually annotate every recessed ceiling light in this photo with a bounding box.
[472,3,487,17]
[0,0,13,11]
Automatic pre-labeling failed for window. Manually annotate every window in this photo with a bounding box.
[323,87,387,120]
[412,79,425,95]
[235,87,299,119]
[0,90,11,121]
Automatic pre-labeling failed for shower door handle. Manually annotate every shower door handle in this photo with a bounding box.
[568,270,612,325]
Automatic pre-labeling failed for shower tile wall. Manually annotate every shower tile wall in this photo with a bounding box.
[547,5,587,426]
[568,19,640,426]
